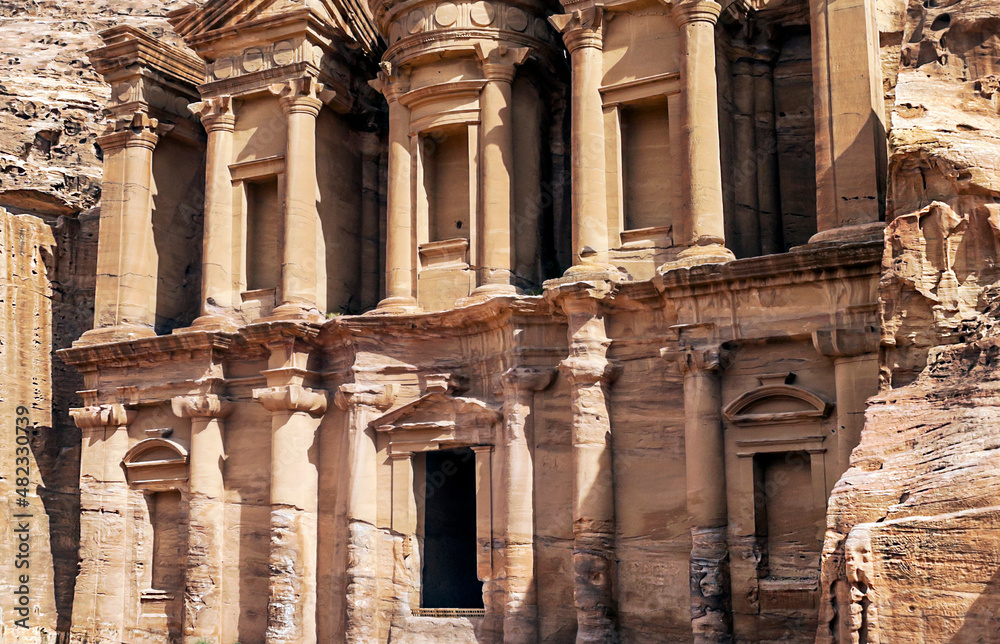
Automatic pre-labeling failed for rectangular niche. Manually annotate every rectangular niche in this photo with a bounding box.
[621,96,676,232]
[424,126,471,244]
[753,450,822,582]
[245,176,281,291]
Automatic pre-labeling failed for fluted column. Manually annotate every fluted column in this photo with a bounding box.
[558,295,619,642]
[498,366,555,643]
[550,8,612,269]
[80,113,160,344]
[69,404,136,641]
[188,97,238,331]
[669,2,734,266]
[334,383,395,644]
[269,77,325,320]
[472,42,529,295]
[370,67,419,311]
[253,382,328,644]
[668,346,733,643]
[171,393,231,644]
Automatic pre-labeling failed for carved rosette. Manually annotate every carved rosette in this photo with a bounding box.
[253,384,329,416]
[374,0,558,65]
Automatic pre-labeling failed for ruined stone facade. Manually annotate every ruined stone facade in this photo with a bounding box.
[0,0,998,642]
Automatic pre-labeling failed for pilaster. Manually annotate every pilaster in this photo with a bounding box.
[663,343,734,644]
[171,392,232,644]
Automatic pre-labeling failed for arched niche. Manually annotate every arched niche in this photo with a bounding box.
[122,437,189,491]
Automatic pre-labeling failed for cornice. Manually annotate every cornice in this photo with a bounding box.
[57,331,234,370]
[89,26,205,87]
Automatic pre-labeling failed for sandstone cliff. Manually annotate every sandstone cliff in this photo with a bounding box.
[819,0,1000,640]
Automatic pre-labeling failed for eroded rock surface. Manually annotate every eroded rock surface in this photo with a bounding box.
[0,0,193,218]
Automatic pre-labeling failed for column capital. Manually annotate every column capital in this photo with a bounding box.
[334,383,396,411]
[549,7,604,52]
[475,41,530,83]
[70,404,136,430]
[812,327,879,359]
[171,393,233,419]
[189,95,235,133]
[270,76,327,117]
[369,62,411,103]
[253,384,328,416]
[501,366,557,393]
[558,356,621,386]
[670,0,722,27]
[96,111,163,153]
[662,345,733,375]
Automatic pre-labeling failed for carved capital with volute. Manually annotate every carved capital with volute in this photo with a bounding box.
[662,345,733,376]
[501,366,557,393]
[96,110,164,153]
[188,95,235,133]
[812,327,879,359]
[171,393,233,419]
[474,41,530,83]
[334,383,396,411]
[368,62,410,103]
[70,404,137,430]
[558,355,621,387]
[253,384,328,416]
[670,0,722,27]
[269,76,328,117]
[549,7,604,52]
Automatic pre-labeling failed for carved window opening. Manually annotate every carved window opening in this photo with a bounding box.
[245,175,282,291]
[753,450,822,582]
[621,96,676,233]
[424,125,471,244]
[143,490,184,594]
[418,447,484,610]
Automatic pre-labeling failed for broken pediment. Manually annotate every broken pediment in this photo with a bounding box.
[370,392,500,455]
[122,438,189,491]
[168,0,381,57]
[724,384,832,426]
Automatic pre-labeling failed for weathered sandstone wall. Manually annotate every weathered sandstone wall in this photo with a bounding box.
[819,0,1000,639]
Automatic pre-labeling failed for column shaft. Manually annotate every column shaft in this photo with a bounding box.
[731,56,760,258]
[281,99,323,316]
[86,117,160,342]
[190,98,237,330]
[571,42,609,265]
[379,87,418,309]
[672,2,733,264]
[677,349,732,643]
[477,74,516,293]
[753,55,783,256]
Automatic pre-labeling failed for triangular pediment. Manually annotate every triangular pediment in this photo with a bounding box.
[169,0,380,55]
[370,393,501,454]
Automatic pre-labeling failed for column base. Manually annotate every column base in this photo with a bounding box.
[807,221,885,245]
[74,324,156,346]
[546,262,625,286]
[368,295,421,315]
[658,244,735,273]
[467,282,517,300]
[264,303,325,323]
[177,313,240,334]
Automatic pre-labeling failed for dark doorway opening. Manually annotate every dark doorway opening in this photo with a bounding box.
[421,447,483,609]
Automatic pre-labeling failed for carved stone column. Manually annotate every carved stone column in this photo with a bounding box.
[812,327,879,478]
[752,40,783,256]
[79,113,161,344]
[498,366,555,643]
[550,8,612,269]
[370,67,419,311]
[667,346,733,643]
[69,404,136,641]
[473,42,529,295]
[334,383,395,644]
[669,2,734,267]
[808,0,886,243]
[171,393,231,644]
[188,96,238,331]
[558,295,620,642]
[269,77,326,320]
[730,44,760,259]
[253,383,328,644]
